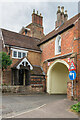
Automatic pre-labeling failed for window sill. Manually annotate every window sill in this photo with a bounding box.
[12,57,23,59]
[55,52,61,56]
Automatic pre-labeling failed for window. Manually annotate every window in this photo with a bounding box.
[12,49,27,59]
[23,53,26,57]
[18,52,21,58]
[13,51,17,57]
[55,35,61,55]
[58,37,61,52]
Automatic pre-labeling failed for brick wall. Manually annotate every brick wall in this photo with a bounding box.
[9,49,41,67]
[40,21,80,99]
[27,51,41,66]
[3,69,11,85]
[40,27,76,65]
[26,23,44,39]
[2,47,41,85]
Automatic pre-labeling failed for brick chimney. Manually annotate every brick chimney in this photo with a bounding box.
[55,6,68,28]
[64,10,68,22]
[32,9,43,26]
[61,6,64,23]
[19,9,44,39]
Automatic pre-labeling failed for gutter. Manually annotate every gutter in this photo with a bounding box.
[5,44,42,53]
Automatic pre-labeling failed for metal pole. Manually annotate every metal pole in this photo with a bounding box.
[71,80,73,97]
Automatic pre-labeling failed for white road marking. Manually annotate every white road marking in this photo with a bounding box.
[5,104,46,118]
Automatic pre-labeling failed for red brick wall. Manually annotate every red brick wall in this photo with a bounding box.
[40,26,78,65]
[40,21,80,99]
[2,47,41,85]
[26,23,44,39]
[3,69,11,85]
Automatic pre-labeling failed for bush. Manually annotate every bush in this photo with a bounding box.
[71,102,80,112]
[0,52,12,71]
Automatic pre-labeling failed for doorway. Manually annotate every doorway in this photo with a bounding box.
[19,69,30,86]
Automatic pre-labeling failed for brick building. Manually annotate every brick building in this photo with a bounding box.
[1,7,80,99]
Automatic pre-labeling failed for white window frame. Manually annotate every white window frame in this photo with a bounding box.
[12,48,28,59]
[55,35,61,55]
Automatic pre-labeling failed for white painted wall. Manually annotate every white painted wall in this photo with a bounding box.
[47,60,69,94]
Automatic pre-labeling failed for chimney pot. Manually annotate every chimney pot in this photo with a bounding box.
[64,10,68,21]
[33,9,35,14]
[61,6,64,13]
[40,13,42,16]
[37,11,38,14]
[58,6,60,10]
[57,6,61,14]
[65,10,67,14]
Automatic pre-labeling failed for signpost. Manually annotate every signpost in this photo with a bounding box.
[69,71,76,97]
[69,61,76,71]
[69,61,76,98]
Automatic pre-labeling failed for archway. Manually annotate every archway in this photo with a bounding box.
[47,60,69,94]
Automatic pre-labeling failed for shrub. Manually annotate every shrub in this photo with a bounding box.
[71,102,80,112]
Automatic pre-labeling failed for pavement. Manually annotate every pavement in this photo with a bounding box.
[1,94,79,119]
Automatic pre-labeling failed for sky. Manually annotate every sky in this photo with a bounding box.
[0,0,79,35]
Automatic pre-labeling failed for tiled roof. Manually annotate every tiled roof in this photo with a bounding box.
[31,65,45,76]
[38,13,80,45]
[12,57,45,75]
[12,57,25,68]
[1,29,41,52]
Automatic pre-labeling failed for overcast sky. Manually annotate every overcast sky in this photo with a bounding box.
[0,0,79,35]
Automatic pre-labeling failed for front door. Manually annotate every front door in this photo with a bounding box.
[25,69,30,86]
[19,69,24,85]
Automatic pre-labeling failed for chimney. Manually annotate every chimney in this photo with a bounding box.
[55,6,68,28]
[32,9,43,26]
[61,6,64,23]
[64,10,68,22]
[61,6,64,13]
[55,6,61,28]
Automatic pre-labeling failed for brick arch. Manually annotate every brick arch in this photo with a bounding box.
[47,59,69,94]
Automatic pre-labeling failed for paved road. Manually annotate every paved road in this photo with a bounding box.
[1,94,79,118]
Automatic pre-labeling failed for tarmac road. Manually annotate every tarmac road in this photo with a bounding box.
[1,94,79,118]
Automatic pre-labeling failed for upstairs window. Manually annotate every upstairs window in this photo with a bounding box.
[12,49,28,59]
[13,51,17,57]
[23,52,26,57]
[18,52,21,58]
[55,35,61,55]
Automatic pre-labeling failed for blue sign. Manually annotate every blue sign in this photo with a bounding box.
[69,71,76,80]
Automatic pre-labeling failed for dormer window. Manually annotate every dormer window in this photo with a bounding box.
[55,35,61,55]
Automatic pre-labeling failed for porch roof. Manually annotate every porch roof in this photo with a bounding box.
[12,57,33,70]
[31,65,45,76]
[12,57,45,76]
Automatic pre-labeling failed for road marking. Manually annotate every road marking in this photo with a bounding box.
[5,104,46,118]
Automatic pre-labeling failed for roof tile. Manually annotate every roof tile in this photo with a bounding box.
[2,29,41,51]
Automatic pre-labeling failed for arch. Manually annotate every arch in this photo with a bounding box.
[47,59,69,94]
